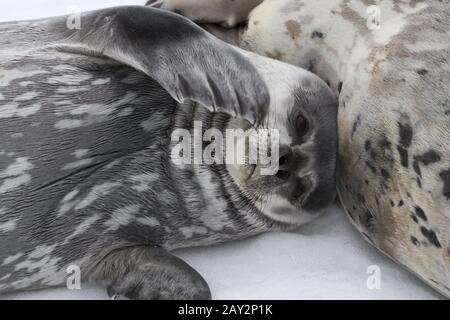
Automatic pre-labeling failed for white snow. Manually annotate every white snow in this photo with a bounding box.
[2,206,442,300]
[0,0,442,300]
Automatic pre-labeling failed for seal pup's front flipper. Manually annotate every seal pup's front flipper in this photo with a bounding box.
[88,247,211,300]
[47,5,269,125]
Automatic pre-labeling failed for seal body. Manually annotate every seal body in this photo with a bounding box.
[0,58,265,291]
[157,0,450,296]
[0,6,337,298]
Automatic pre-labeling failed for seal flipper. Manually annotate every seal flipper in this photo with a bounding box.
[88,247,211,300]
[49,6,269,125]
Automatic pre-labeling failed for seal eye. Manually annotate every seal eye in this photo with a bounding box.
[296,114,309,136]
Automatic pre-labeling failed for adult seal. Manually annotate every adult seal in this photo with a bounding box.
[155,0,450,297]
[0,6,337,299]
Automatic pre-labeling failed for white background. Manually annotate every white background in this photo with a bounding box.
[0,0,443,300]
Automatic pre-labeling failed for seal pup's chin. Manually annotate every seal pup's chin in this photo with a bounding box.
[227,161,327,226]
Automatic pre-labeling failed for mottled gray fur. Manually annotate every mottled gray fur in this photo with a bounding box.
[0,6,337,299]
[156,0,450,297]
[0,6,269,299]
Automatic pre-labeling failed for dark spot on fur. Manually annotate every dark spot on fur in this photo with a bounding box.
[413,150,441,178]
[390,200,395,207]
[364,140,371,151]
[285,20,302,40]
[351,115,361,138]
[417,69,428,75]
[398,200,404,207]
[398,122,413,148]
[364,140,378,160]
[380,168,390,180]
[338,81,343,93]
[416,177,422,188]
[420,227,441,248]
[414,206,427,221]
[311,31,325,39]
[413,160,422,177]
[411,215,419,223]
[397,145,409,168]
[439,169,450,200]
[417,150,441,165]
[411,236,420,246]
[365,161,377,174]
[378,136,394,162]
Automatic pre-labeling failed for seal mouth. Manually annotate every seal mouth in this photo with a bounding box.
[288,175,314,204]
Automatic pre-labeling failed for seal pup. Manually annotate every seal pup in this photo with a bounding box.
[0,6,337,299]
[155,0,450,297]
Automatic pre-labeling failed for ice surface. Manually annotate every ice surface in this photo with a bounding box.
[0,0,442,300]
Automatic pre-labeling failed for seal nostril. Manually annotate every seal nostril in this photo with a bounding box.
[279,155,289,166]
[276,170,290,180]
[278,147,292,167]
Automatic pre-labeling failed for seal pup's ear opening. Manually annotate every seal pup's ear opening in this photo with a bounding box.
[49,5,269,126]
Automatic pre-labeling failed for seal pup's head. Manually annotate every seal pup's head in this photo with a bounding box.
[226,51,338,226]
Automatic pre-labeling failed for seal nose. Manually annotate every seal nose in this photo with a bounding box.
[275,145,315,203]
[276,145,310,180]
